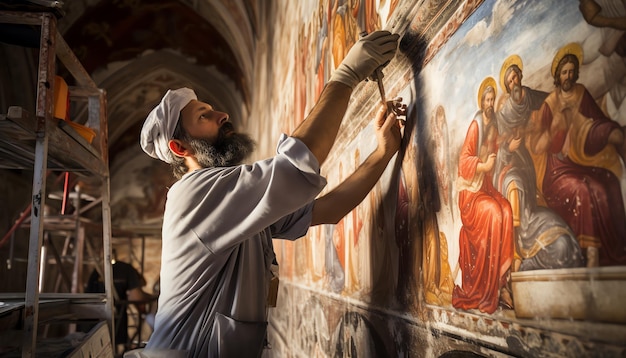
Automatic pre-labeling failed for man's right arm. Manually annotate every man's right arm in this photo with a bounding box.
[291,82,352,166]
[310,101,405,225]
[291,31,400,166]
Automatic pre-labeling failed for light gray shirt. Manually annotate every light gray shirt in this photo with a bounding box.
[145,135,327,356]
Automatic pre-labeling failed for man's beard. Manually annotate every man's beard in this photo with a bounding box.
[560,79,574,92]
[187,123,255,168]
[510,84,523,103]
[484,106,495,120]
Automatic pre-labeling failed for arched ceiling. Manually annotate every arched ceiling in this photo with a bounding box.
[64,1,242,83]
[59,0,260,158]
[52,0,265,234]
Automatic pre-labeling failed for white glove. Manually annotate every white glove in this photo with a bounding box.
[330,30,400,89]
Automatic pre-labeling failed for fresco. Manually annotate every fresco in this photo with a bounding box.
[271,0,405,292]
[417,0,626,315]
[290,0,626,313]
[269,0,626,355]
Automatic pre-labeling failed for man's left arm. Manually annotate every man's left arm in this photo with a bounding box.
[311,101,405,225]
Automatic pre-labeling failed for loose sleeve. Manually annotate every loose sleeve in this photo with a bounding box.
[166,135,327,254]
[458,120,480,180]
[270,202,315,240]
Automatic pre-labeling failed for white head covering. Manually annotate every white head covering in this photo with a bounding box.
[140,88,197,163]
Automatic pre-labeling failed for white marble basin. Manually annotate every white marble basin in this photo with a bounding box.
[511,266,626,323]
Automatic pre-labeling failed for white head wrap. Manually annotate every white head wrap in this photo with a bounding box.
[140,88,197,163]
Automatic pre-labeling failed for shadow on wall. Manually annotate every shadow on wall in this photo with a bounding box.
[391,29,430,310]
[440,350,487,358]
[317,29,431,357]
[363,29,429,356]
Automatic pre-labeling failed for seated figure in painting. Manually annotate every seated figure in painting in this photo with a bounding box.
[494,55,583,272]
[453,77,514,314]
[530,43,626,267]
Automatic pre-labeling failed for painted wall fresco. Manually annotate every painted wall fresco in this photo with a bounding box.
[417,0,626,314]
[264,0,626,356]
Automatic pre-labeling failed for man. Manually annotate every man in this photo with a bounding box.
[494,55,582,272]
[135,30,402,357]
[534,43,626,267]
[453,77,514,314]
[86,250,155,353]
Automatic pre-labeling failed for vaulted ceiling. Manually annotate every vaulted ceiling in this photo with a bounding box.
[1,0,267,234]
[58,0,266,233]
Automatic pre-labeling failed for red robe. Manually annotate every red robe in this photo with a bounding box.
[453,118,514,314]
[540,84,626,265]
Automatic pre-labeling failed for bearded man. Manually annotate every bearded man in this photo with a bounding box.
[453,77,514,314]
[133,31,403,357]
[494,55,549,185]
[494,55,582,272]
[535,43,626,267]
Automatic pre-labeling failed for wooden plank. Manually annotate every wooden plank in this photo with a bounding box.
[99,92,109,165]
[2,106,106,175]
[0,108,37,167]
[48,127,106,175]
[55,32,97,89]
[35,13,55,120]
[69,85,102,98]
[57,120,101,158]
[0,127,35,143]
[68,321,113,358]
[6,106,37,134]
[0,301,25,316]
[0,11,43,26]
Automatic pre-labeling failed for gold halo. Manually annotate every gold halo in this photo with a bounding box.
[551,42,583,78]
[478,76,497,109]
[499,54,523,93]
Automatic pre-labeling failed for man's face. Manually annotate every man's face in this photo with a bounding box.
[506,69,521,92]
[506,69,523,103]
[180,100,255,167]
[559,62,576,92]
[181,100,230,142]
[482,91,495,120]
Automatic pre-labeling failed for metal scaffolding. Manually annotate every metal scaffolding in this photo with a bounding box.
[0,10,115,357]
